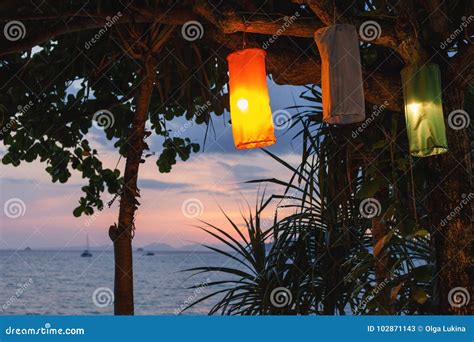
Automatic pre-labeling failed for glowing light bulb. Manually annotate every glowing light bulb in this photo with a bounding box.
[237,98,249,111]
[408,103,421,115]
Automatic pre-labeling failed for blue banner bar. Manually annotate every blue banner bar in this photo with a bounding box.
[1,316,473,342]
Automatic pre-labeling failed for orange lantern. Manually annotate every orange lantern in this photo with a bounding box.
[227,48,276,149]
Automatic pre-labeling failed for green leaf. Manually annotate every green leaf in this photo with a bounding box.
[356,178,384,198]
[411,265,433,283]
[412,287,428,304]
[414,229,429,237]
[73,206,83,217]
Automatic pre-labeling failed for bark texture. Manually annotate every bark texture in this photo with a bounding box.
[426,83,473,315]
[110,56,157,315]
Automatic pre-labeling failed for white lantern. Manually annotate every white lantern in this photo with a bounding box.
[314,24,365,124]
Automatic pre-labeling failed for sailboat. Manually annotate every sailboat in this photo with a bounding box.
[81,235,93,257]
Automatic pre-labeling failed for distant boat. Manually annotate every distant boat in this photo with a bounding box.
[137,248,144,252]
[81,235,93,257]
[145,252,155,256]
[24,247,32,251]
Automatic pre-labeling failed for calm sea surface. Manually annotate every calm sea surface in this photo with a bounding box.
[0,250,234,315]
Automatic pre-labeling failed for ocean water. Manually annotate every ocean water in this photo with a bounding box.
[0,250,234,315]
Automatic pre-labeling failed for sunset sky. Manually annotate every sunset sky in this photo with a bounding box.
[0,80,311,250]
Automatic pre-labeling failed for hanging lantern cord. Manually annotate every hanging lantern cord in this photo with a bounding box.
[242,30,247,50]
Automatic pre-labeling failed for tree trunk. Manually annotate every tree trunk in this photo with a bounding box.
[110,56,157,315]
[426,82,473,314]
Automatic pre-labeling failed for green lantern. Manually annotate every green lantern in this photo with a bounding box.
[401,63,448,157]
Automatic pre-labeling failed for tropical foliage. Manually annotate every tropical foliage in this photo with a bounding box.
[185,86,438,315]
[0,20,228,215]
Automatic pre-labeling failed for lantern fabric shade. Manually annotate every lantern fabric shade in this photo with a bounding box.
[314,24,365,124]
[227,48,276,149]
[401,64,448,157]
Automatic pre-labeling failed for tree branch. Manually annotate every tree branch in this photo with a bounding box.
[0,4,404,109]
[293,0,400,51]
[207,28,403,111]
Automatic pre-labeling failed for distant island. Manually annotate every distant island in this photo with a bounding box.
[2,243,234,252]
[141,242,217,252]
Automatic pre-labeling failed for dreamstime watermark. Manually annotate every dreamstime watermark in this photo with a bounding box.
[181,21,204,41]
[262,12,301,49]
[1,100,35,137]
[173,101,211,138]
[448,287,470,308]
[359,198,381,219]
[447,109,470,130]
[174,278,210,314]
[3,198,26,219]
[5,323,85,336]
[17,100,35,115]
[1,117,17,137]
[440,193,473,227]
[440,16,474,50]
[84,12,122,49]
[3,20,26,41]
[1,278,34,313]
[352,101,389,139]
[181,198,204,219]
[359,21,381,42]
[92,109,115,130]
[354,277,391,313]
[92,287,114,307]
[273,109,293,130]
[270,287,293,308]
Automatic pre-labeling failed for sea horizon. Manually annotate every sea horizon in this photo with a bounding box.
[0,250,235,315]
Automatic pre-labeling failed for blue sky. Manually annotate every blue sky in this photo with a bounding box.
[0,80,313,249]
